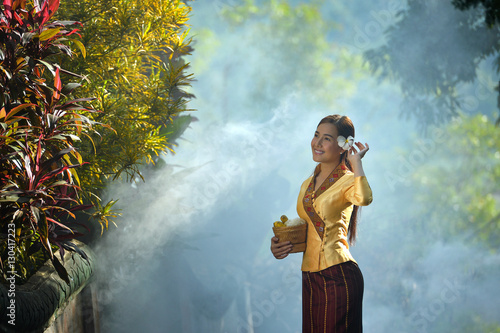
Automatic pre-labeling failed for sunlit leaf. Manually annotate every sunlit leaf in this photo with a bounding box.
[70,38,86,58]
[4,103,36,121]
[53,67,61,99]
[61,82,81,95]
[38,27,61,41]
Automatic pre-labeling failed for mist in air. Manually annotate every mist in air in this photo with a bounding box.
[93,1,500,332]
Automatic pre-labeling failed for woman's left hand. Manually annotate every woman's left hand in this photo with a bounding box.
[347,142,369,164]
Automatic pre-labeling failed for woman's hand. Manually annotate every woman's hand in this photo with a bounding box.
[347,142,369,177]
[347,142,369,163]
[271,236,293,259]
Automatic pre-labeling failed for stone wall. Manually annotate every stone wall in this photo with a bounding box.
[0,241,98,333]
[44,283,100,333]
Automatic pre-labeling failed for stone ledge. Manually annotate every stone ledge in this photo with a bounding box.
[0,240,96,333]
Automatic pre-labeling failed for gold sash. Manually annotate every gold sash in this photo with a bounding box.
[302,163,348,239]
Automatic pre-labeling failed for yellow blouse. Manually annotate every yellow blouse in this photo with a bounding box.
[296,171,373,272]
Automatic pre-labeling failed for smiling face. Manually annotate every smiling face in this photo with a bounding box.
[311,123,344,166]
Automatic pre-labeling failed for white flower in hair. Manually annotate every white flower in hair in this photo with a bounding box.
[337,135,354,150]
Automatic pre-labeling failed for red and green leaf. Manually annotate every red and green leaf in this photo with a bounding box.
[0,0,99,285]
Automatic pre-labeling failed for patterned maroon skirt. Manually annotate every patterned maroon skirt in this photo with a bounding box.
[302,261,364,333]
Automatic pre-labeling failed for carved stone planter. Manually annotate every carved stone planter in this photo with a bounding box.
[0,241,98,333]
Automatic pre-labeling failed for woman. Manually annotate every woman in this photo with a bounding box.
[271,115,372,333]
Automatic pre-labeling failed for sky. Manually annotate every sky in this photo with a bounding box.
[92,1,500,332]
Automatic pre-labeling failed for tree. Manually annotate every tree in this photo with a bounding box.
[410,114,500,248]
[191,0,368,122]
[452,0,500,26]
[55,0,196,222]
[0,0,100,284]
[364,0,500,127]
[381,113,500,332]
[0,0,196,284]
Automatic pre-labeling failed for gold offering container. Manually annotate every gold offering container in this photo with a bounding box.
[272,223,307,253]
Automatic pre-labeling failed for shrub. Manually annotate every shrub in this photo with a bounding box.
[0,0,99,284]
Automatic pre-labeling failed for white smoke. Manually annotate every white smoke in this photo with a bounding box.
[92,1,500,332]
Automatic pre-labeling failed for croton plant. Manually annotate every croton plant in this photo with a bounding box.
[0,0,100,284]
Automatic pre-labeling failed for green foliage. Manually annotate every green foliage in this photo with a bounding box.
[460,316,500,333]
[194,0,367,119]
[55,0,196,195]
[453,0,500,27]
[410,114,500,249]
[0,0,99,284]
[87,197,121,235]
[0,0,195,285]
[364,0,500,126]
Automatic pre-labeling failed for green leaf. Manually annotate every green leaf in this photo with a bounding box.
[0,195,31,203]
[27,242,43,256]
[36,59,56,76]
[61,82,81,95]
[63,134,81,142]
[52,255,70,285]
[4,103,36,121]
[35,207,53,259]
[70,39,86,58]
[22,32,35,46]
[46,180,69,188]
[39,147,74,170]
[61,242,89,261]
[159,115,193,142]
[38,27,61,41]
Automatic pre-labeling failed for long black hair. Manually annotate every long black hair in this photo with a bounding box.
[318,115,360,245]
